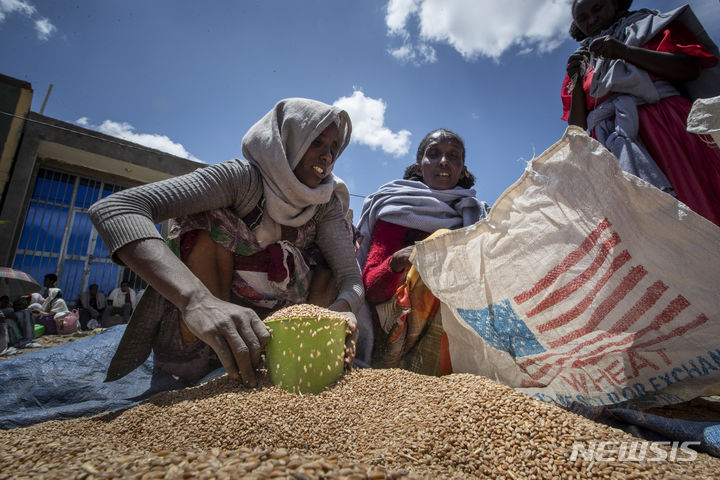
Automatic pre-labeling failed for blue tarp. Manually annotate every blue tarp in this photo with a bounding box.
[566,403,720,457]
[0,326,185,429]
[611,408,720,457]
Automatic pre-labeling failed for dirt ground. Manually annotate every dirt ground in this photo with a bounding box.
[0,328,102,361]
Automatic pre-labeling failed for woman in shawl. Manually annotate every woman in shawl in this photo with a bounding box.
[356,128,488,375]
[563,0,720,226]
[89,98,363,386]
[31,287,71,335]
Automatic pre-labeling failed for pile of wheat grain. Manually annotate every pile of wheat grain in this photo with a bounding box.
[2,367,719,479]
[264,304,352,323]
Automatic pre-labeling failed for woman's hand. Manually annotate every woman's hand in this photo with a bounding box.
[326,306,358,372]
[389,245,415,273]
[328,299,357,334]
[566,50,590,129]
[182,291,270,386]
[589,35,702,82]
[328,298,351,313]
[589,35,628,60]
[116,238,272,386]
[566,49,590,80]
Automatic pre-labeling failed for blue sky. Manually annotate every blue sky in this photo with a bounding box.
[2,0,719,218]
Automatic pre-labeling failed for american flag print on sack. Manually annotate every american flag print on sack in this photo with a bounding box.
[456,217,713,405]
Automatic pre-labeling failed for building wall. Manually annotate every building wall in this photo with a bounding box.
[0,73,206,301]
[0,74,32,202]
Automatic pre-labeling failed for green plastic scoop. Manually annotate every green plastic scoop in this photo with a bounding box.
[264,315,349,394]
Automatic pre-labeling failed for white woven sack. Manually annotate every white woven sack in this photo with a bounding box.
[687,95,720,147]
[412,127,720,409]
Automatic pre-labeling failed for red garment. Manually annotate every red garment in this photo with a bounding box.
[639,96,720,225]
[362,220,428,304]
[560,22,720,226]
[561,22,717,121]
[363,220,453,373]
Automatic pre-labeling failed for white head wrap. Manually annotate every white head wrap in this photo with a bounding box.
[40,287,69,315]
[241,98,352,227]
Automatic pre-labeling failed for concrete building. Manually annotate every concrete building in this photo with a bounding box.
[0,73,205,302]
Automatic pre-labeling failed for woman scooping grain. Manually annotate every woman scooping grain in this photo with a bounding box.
[356,128,489,374]
[89,98,363,387]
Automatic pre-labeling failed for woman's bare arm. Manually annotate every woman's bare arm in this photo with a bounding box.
[566,50,590,129]
[314,196,364,314]
[589,35,702,82]
[116,237,270,386]
[89,160,268,385]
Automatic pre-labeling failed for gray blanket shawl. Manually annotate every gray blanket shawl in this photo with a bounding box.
[587,6,720,103]
[579,6,720,191]
[356,179,488,268]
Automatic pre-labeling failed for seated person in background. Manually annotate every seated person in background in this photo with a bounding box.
[78,284,107,330]
[357,128,488,375]
[102,281,136,326]
[0,296,41,349]
[0,310,17,355]
[41,273,58,298]
[33,288,70,335]
[0,295,12,316]
[0,311,14,355]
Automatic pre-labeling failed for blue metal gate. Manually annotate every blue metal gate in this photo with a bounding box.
[12,168,152,303]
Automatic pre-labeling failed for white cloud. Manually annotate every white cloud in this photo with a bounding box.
[333,90,411,157]
[0,0,56,40]
[388,44,414,62]
[34,17,55,40]
[76,117,202,162]
[0,0,35,21]
[386,0,438,65]
[389,41,437,64]
[386,0,419,36]
[386,0,573,62]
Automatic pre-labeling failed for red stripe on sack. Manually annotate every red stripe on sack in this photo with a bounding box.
[568,314,708,369]
[524,361,555,381]
[521,280,667,368]
[520,329,616,372]
[630,314,708,349]
[545,259,643,346]
[525,232,621,318]
[608,281,668,333]
[635,295,690,339]
[539,250,631,335]
[520,378,548,388]
[514,218,612,305]
[524,296,697,380]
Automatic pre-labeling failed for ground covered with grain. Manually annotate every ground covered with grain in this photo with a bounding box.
[0,328,101,361]
[1,369,719,479]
